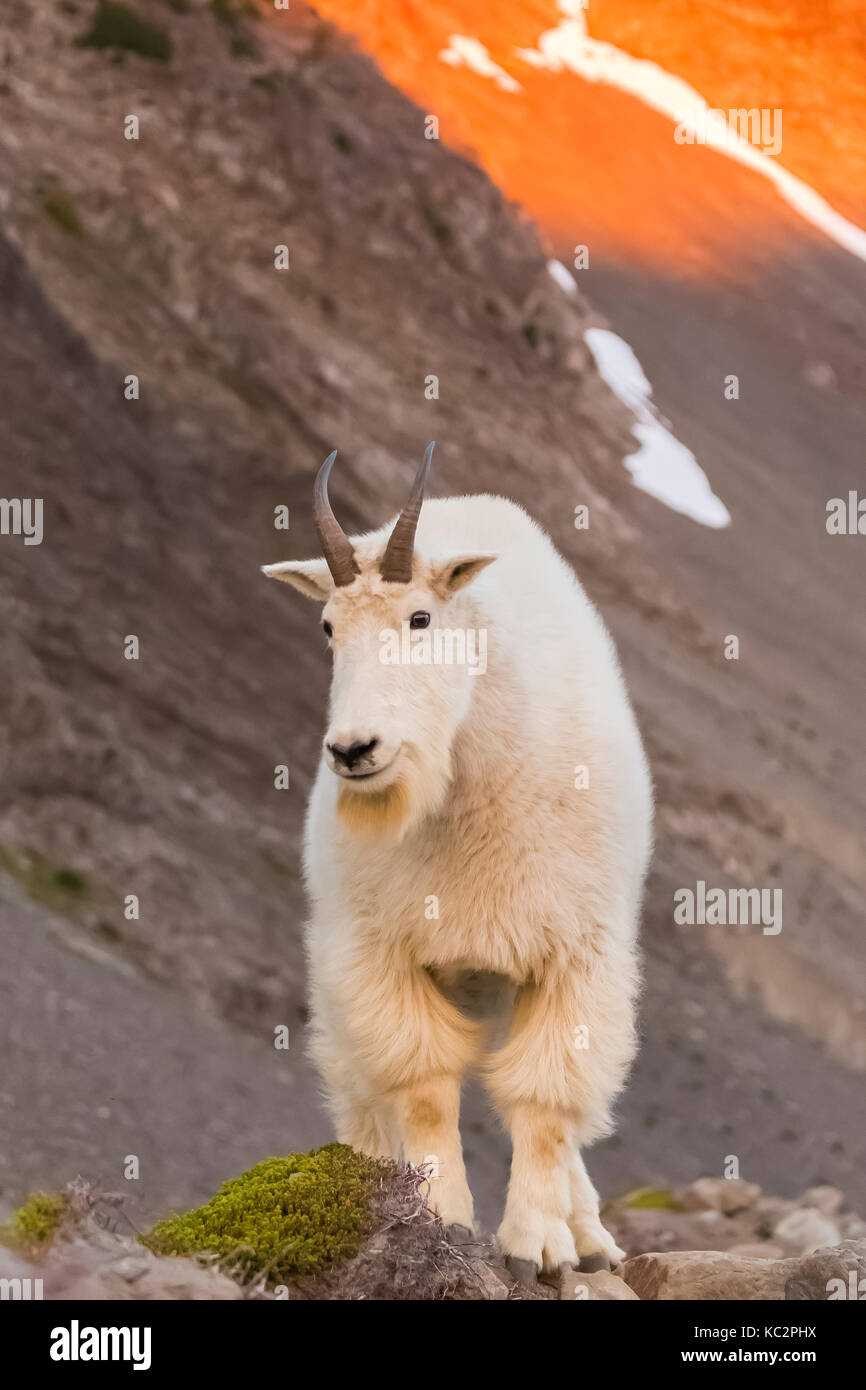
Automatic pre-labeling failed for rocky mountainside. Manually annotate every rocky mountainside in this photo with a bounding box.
[2,1166,864,1301]
[0,0,637,1031]
[1,0,864,1229]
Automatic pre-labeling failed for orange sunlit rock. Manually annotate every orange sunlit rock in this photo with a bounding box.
[589,0,866,230]
[277,1,864,278]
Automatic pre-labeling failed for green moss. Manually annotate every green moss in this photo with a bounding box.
[40,187,85,237]
[1,1192,68,1256]
[76,2,173,62]
[143,1144,388,1284]
[619,1186,683,1211]
[0,844,89,913]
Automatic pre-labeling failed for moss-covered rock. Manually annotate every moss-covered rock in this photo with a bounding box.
[142,1144,390,1284]
[0,1191,69,1256]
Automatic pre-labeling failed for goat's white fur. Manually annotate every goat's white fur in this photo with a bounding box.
[265,494,653,1271]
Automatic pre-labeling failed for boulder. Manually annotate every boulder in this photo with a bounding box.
[774,1207,841,1255]
[622,1240,866,1301]
[728,1242,786,1260]
[784,1241,866,1301]
[622,1250,789,1300]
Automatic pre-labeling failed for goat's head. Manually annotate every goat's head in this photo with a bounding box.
[262,444,496,834]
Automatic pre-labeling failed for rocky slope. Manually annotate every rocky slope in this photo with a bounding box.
[2,1168,864,1300]
[0,0,638,1033]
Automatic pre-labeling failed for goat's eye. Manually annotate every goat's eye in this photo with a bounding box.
[409,611,430,630]
[322,620,333,639]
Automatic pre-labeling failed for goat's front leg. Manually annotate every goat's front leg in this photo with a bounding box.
[496,1099,579,1277]
[337,946,481,1231]
[485,966,633,1279]
[391,1074,474,1231]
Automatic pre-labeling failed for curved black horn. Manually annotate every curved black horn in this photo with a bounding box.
[314,450,360,587]
[379,441,435,584]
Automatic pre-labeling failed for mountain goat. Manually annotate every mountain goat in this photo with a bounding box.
[263,444,652,1281]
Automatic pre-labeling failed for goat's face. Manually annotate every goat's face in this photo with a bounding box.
[262,445,495,834]
[264,553,495,834]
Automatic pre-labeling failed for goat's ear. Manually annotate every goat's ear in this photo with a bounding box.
[261,558,333,601]
[431,553,497,598]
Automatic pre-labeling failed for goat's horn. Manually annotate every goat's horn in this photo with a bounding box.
[379,441,435,584]
[314,450,360,587]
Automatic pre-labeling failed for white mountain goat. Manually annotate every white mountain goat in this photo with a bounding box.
[263,444,653,1281]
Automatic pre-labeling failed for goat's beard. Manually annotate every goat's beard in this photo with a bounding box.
[335,746,452,840]
[336,777,411,835]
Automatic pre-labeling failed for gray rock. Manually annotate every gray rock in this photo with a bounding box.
[800,1185,845,1218]
[680,1178,762,1216]
[753,1196,798,1237]
[839,1214,866,1240]
[105,1255,151,1283]
[466,1258,510,1300]
[785,1240,866,1301]
[774,1207,840,1255]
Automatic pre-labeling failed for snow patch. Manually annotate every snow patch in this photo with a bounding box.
[584,324,731,529]
[547,257,578,293]
[440,2,866,265]
[439,36,521,93]
[516,1,866,265]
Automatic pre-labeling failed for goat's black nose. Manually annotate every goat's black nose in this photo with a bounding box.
[328,737,379,770]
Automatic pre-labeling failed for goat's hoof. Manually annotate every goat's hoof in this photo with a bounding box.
[579,1251,612,1273]
[506,1256,538,1287]
[445,1224,474,1246]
